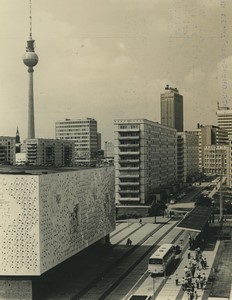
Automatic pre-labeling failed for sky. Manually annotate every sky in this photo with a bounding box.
[0,0,231,143]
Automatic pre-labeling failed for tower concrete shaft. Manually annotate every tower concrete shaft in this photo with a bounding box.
[28,67,35,139]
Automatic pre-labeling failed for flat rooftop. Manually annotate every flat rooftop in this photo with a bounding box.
[0,165,104,175]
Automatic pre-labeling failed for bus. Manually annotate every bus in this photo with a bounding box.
[148,244,176,274]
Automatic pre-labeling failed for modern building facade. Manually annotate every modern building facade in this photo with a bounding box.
[191,124,228,172]
[25,138,74,166]
[161,85,183,132]
[0,136,16,165]
[0,166,115,298]
[203,145,229,177]
[177,132,199,183]
[217,105,232,138]
[114,119,177,205]
[55,118,98,166]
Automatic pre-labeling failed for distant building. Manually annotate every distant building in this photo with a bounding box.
[203,145,228,176]
[114,119,177,205]
[217,104,232,138]
[161,85,183,132]
[104,141,114,158]
[0,136,16,165]
[177,132,199,183]
[55,118,98,166]
[15,152,26,165]
[15,127,21,153]
[191,124,228,172]
[97,133,102,150]
[25,138,74,166]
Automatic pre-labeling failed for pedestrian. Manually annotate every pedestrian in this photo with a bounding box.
[129,238,132,246]
[191,283,195,292]
[175,274,179,286]
[189,290,194,300]
[187,249,191,259]
[126,238,130,246]
[184,265,189,275]
[187,275,192,286]
[195,248,199,260]
[199,257,204,269]
[200,276,204,289]
[203,257,207,269]
[195,277,200,289]
[191,265,196,278]
[182,277,186,291]
[194,291,199,299]
[139,218,142,225]
[196,268,201,279]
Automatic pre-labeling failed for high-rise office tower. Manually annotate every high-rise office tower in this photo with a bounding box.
[23,0,39,139]
[217,103,232,138]
[161,85,183,132]
[55,118,98,165]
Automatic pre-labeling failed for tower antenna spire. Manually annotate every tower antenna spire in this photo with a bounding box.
[29,0,32,40]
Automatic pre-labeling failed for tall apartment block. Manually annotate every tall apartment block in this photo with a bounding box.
[217,104,232,138]
[0,136,16,165]
[161,85,183,132]
[55,118,98,165]
[114,119,177,205]
[177,132,199,183]
[25,138,74,166]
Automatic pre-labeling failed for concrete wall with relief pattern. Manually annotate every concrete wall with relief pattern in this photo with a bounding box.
[39,167,115,274]
[0,166,115,276]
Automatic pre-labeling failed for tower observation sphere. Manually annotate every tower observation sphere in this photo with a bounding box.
[23,40,39,68]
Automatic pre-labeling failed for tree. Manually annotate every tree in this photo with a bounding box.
[149,200,167,223]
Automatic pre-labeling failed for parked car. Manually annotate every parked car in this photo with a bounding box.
[170,198,176,204]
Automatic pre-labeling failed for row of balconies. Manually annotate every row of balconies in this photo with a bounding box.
[118,136,140,140]
[119,143,140,147]
[119,182,140,186]
[118,197,140,201]
[119,174,140,178]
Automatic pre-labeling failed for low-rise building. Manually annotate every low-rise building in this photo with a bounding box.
[0,136,16,165]
[25,138,74,166]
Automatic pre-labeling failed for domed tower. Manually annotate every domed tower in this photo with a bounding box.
[23,0,38,139]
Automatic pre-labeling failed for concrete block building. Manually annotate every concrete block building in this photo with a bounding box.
[55,118,98,166]
[25,138,74,166]
[114,119,177,205]
[177,132,199,183]
[0,136,16,165]
[203,145,229,176]
[160,85,183,132]
[0,166,115,297]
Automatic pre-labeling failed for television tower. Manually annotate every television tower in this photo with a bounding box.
[23,0,38,139]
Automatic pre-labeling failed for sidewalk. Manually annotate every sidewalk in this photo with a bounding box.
[128,232,222,300]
